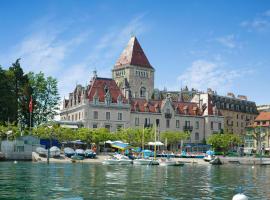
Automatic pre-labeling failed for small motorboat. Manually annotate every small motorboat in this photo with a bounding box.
[210,157,222,165]
[36,147,47,157]
[75,149,85,157]
[64,147,75,158]
[49,146,61,158]
[158,158,184,166]
[102,154,132,165]
[85,149,96,159]
[133,158,159,165]
[203,155,214,162]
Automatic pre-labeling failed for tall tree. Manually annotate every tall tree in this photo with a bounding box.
[28,72,60,126]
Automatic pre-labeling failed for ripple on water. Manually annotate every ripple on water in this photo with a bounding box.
[0,162,270,199]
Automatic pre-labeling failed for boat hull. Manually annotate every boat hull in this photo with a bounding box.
[133,159,159,165]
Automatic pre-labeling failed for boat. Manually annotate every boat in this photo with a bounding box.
[133,158,159,165]
[209,157,222,165]
[203,154,214,162]
[36,147,47,157]
[64,147,75,158]
[75,149,85,157]
[49,146,61,158]
[158,158,184,166]
[102,154,132,165]
[71,155,84,161]
[85,149,96,159]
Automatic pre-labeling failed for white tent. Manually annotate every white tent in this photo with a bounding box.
[148,141,164,146]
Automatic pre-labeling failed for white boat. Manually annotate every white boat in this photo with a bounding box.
[203,155,214,162]
[75,149,85,157]
[133,158,159,165]
[36,147,47,157]
[49,146,61,158]
[102,154,132,165]
[159,158,184,166]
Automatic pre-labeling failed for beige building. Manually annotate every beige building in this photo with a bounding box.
[60,36,224,145]
[192,89,258,135]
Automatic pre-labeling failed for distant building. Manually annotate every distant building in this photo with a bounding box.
[257,105,270,112]
[60,36,224,145]
[245,112,270,153]
[192,89,258,135]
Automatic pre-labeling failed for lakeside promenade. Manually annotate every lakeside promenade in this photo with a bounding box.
[32,152,270,165]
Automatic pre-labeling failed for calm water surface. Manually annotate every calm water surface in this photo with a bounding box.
[0,162,269,199]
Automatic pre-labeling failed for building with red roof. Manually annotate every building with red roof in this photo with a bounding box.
[60,36,225,146]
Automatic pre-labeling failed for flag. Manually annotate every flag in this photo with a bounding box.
[29,96,33,113]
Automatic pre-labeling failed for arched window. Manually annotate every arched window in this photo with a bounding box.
[140,87,146,98]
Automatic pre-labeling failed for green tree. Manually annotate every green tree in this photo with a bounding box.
[28,72,60,126]
[0,60,31,126]
[207,133,242,153]
[161,131,190,150]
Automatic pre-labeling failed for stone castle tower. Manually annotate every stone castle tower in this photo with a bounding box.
[112,36,155,100]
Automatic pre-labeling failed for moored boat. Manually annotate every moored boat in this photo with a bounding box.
[64,147,75,158]
[36,147,47,157]
[85,149,96,159]
[102,154,132,165]
[203,154,214,162]
[133,158,159,165]
[158,158,184,166]
[49,146,61,158]
[75,149,85,157]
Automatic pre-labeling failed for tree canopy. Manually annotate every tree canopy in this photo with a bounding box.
[207,133,242,152]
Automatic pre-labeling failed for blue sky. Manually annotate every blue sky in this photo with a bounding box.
[0,0,269,105]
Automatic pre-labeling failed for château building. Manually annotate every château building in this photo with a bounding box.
[60,36,224,144]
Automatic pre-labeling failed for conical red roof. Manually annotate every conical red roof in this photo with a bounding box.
[114,36,153,69]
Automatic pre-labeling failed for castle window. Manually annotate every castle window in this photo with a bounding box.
[195,132,199,141]
[176,120,180,128]
[93,111,98,119]
[135,117,139,126]
[106,112,110,120]
[118,113,122,121]
[140,87,146,98]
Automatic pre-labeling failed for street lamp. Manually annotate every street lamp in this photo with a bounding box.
[47,125,53,164]
[6,130,12,141]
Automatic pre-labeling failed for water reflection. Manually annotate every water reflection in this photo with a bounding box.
[0,162,269,199]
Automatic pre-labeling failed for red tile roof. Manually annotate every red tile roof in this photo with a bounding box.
[130,99,202,116]
[114,36,153,69]
[255,112,270,121]
[87,77,127,103]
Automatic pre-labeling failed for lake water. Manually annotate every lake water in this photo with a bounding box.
[0,162,269,199]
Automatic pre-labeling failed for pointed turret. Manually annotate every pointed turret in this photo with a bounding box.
[114,36,153,69]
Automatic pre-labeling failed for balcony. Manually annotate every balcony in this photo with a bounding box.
[183,125,193,132]
[165,113,172,119]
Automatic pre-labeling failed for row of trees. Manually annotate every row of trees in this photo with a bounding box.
[30,125,191,148]
[0,59,60,128]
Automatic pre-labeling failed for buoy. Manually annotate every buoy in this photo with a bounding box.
[232,193,248,200]
[14,160,18,164]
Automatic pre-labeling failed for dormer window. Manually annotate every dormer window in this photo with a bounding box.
[104,85,109,94]
[105,91,111,106]
[117,95,123,104]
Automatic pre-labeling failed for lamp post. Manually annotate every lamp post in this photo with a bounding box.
[47,126,53,164]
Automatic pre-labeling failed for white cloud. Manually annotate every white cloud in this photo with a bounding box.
[216,35,237,48]
[178,60,252,93]
[241,10,270,31]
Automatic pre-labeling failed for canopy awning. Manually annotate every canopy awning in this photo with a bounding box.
[148,141,164,146]
[110,141,131,150]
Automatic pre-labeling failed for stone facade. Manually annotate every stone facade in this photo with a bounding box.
[192,89,258,135]
[60,36,224,144]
